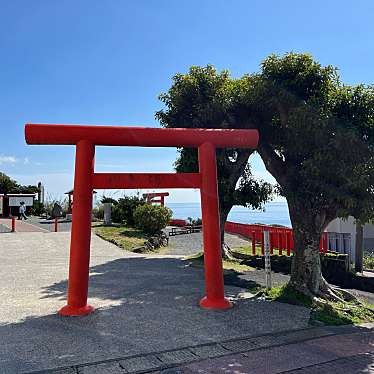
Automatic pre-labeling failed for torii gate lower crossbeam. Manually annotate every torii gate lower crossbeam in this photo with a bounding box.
[143,192,170,206]
[25,124,259,316]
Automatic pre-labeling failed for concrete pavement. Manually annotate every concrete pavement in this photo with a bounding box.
[1,231,374,373]
[0,217,49,232]
[0,231,311,374]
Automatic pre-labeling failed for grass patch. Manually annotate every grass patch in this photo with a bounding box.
[232,245,293,257]
[259,284,374,326]
[93,224,149,252]
[184,251,254,272]
[364,251,374,270]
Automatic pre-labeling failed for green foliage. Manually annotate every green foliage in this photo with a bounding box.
[44,195,69,217]
[94,225,148,252]
[92,204,104,220]
[261,284,374,325]
[363,252,374,270]
[100,196,118,205]
[0,172,19,194]
[111,195,146,225]
[0,172,39,194]
[32,201,45,216]
[187,217,202,225]
[157,65,273,228]
[264,284,313,307]
[158,54,374,292]
[242,52,374,226]
[133,204,172,234]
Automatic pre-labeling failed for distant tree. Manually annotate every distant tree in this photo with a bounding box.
[18,185,39,194]
[239,53,374,299]
[156,66,273,257]
[0,172,19,194]
[100,196,118,205]
[112,195,146,225]
[0,172,39,195]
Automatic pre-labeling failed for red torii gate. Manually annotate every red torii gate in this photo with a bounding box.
[143,192,169,206]
[25,124,259,316]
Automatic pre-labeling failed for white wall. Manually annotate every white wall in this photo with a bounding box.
[326,216,374,255]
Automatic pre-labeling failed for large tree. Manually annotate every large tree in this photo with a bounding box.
[156,66,272,256]
[240,53,374,299]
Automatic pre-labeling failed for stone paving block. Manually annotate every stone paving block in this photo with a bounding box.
[244,335,279,350]
[119,355,162,373]
[156,349,197,365]
[78,362,124,374]
[0,224,11,233]
[221,338,258,352]
[189,344,230,359]
[277,327,333,344]
[50,368,77,374]
[160,368,184,374]
[285,353,374,373]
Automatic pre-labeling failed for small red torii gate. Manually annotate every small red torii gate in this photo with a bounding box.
[25,124,259,316]
[143,192,169,206]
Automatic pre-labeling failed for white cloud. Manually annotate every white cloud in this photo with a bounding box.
[0,155,17,165]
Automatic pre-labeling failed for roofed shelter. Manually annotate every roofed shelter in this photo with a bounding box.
[0,193,36,217]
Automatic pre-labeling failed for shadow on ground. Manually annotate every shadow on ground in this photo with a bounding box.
[0,257,311,373]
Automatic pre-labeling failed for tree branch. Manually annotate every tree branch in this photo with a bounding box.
[257,143,287,185]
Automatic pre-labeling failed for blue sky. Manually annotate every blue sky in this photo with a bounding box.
[1,1,373,203]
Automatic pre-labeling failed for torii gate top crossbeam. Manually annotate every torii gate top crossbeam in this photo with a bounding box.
[25,124,258,148]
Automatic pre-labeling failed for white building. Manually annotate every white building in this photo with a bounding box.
[326,217,374,262]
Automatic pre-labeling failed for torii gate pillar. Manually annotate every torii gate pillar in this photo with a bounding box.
[59,140,95,316]
[198,142,230,308]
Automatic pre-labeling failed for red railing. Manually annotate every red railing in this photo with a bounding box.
[169,218,188,227]
[224,221,328,255]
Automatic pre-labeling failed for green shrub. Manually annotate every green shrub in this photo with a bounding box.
[32,201,45,216]
[111,195,146,225]
[364,252,374,270]
[92,204,104,220]
[100,196,118,205]
[134,204,172,234]
[187,217,202,225]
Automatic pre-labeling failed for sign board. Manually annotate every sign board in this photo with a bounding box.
[8,196,34,207]
[264,230,272,289]
[0,196,3,215]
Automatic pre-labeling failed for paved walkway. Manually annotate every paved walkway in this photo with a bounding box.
[166,230,249,256]
[173,325,374,374]
[26,216,73,232]
[15,324,374,373]
[0,217,49,232]
[0,231,310,374]
[1,231,374,373]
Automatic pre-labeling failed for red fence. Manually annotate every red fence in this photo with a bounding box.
[224,221,328,256]
[169,219,188,227]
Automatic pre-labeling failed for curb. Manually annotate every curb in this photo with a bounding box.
[25,323,374,374]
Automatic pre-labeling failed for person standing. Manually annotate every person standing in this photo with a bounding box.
[18,201,27,220]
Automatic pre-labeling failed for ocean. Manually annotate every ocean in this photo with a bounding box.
[166,201,291,227]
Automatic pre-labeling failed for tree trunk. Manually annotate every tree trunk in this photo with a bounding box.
[287,199,334,298]
[355,221,364,274]
[289,223,324,295]
[287,204,348,302]
[219,205,235,259]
